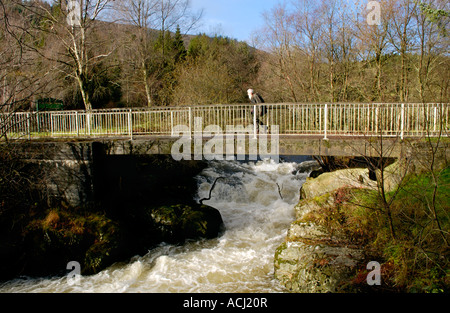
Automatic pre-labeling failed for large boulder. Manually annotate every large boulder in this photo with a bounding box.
[274,240,363,293]
[275,167,371,292]
[21,209,123,277]
[13,203,224,279]
[148,203,224,244]
[274,192,364,293]
[377,159,410,192]
[300,168,377,200]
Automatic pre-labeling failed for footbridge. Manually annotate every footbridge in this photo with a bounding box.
[2,103,448,158]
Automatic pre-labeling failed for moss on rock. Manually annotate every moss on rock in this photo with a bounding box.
[275,171,368,293]
[22,208,122,276]
[148,203,224,244]
[274,240,363,293]
[300,168,377,200]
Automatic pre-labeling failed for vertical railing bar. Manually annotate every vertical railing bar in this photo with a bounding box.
[171,111,174,136]
[416,103,419,136]
[434,106,437,134]
[128,109,133,140]
[50,113,54,137]
[87,112,91,136]
[253,105,257,139]
[76,112,79,137]
[323,103,328,140]
[189,107,192,139]
[401,103,405,140]
[319,105,322,135]
[27,113,31,140]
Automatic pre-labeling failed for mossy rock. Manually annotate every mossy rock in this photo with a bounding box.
[22,209,122,277]
[300,168,377,200]
[276,185,365,293]
[148,203,224,244]
[294,192,335,220]
[274,240,363,293]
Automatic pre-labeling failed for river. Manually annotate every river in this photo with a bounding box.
[0,157,317,293]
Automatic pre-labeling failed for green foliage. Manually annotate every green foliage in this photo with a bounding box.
[174,34,258,105]
[342,167,450,292]
[87,63,122,109]
[187,34,211,59]
[419,2,449,36]
[173,26,187,63]
[24,207,121,275]
[302,165,449,292]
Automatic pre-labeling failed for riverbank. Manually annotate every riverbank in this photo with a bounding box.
[0,143,224,281]
[0,159,306,292]
[274,149,450,292]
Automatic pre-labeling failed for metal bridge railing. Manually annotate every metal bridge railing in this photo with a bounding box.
[1,103,448,140]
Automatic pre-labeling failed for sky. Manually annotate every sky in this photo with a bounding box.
[189,0,277,42]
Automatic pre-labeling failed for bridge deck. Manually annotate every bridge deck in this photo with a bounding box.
[35,135,411,158]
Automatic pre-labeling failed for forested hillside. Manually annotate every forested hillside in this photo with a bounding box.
[1,0,448,112]
[255,0,448,104]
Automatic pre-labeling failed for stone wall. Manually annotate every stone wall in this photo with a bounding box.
[0,141,224,280]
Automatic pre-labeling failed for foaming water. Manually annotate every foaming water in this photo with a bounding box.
[0,159,315,293]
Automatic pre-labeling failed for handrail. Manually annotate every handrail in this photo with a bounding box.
[1,103,448,140]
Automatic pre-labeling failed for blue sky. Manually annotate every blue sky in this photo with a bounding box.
[189,0,277,42]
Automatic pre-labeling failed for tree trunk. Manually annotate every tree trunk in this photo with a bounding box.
[142,61,152,107]
[376,51,382,101]
[76,74,92,111]
[310,57,315,101]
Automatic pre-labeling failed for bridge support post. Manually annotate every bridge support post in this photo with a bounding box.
[400,103,404,140]
[323,103,328,140]
[87,112,91,136]
[128,109,133,140]
[27,113,31,140]
[76,112,79,137]
[189,107,192,140]
[253,105,257,139]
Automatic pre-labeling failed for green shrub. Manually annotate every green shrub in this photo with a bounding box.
[342,167,450,292]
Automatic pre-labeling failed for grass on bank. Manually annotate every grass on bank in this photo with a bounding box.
[315,166,449,292]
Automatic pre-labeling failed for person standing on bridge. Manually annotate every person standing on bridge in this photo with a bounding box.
[247,89,267,133]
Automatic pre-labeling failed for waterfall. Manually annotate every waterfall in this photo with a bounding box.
[0,158,318,293]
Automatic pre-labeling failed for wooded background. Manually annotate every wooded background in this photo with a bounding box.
[1,0,448,112]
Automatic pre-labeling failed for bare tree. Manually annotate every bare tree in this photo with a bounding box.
[11,0,116,111]
[258,3,300,102]
[386,0,418,102]
[355,0,393,101]
[115,0,201,106]
[414,0,449,103]
[0,0,53,140]
[115,0,159,106]
[292,0,323,102]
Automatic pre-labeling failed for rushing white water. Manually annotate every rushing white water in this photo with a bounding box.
[0,158,317,293]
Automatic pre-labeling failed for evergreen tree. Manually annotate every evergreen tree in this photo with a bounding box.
[172,26,187,64]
